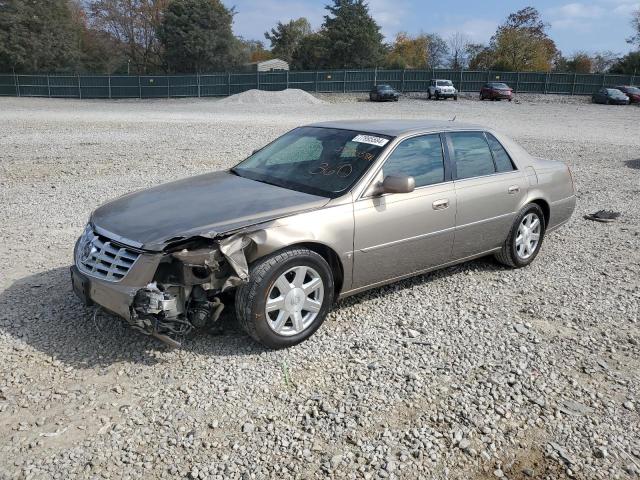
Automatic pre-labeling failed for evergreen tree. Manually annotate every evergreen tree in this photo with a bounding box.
[265,18,312,63]
[0,0,82,73]
[322,0,384,68]
[158,0,237,73]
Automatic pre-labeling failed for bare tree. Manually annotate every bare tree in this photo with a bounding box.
[628,8,640,48]
[87,0,168,74]
[424,33,448,68]
[591,51,618,73]
[447,32,471,69]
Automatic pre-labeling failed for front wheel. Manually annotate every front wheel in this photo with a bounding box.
[495,204,546,268]
[427,91,432,100]
[235,248,335,348]
[454,95,458,101]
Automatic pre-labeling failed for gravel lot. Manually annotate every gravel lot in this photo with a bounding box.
[0,93,639,480]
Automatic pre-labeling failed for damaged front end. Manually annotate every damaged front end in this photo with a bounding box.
[128,234,252,347]
[75,226,253,348]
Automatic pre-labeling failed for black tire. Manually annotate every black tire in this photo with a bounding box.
[235,247,335,349]
[480,94,484,101]
[427,91,432,100]
[454,95,458,101]
[434,92,440,100]
[495,203,546,268]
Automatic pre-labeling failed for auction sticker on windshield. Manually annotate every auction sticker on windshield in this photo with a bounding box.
[352,134,389,147]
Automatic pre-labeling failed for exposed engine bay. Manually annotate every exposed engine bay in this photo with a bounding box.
[100,233,253,348]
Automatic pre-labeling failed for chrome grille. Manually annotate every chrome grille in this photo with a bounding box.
[77,230,140,282]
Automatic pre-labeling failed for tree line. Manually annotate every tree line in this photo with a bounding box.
[1,0,639,75]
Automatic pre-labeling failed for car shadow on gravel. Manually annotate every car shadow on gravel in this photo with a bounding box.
[0,267,268,369]
[336,256,503,308]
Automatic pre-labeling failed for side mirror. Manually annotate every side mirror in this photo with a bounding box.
[381,175,415,194]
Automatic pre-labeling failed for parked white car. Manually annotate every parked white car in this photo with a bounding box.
[428,79,458,100]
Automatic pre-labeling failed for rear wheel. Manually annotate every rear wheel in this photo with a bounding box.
[427,91,432,100]
[235,247,334,348]
[495,203,546,268]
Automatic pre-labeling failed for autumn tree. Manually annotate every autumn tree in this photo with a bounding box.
[565,52,592,73]
[264,18,312,63]
[322,0,385,68]
[490,7,559,71]
[385,32,428,69]
[240,39,272,63]
[89,0,167,74]
[466,43,493,70]
[158,0,238,73]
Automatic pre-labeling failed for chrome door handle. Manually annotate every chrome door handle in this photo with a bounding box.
[508,185,520,194]
[432,199,449,210]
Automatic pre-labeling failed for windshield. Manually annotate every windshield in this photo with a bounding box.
[490,83,510,89]
[232,127,392,198]
[437,80,453,86]
[378,85,393,91]
[622,86,640,94]
[607,89,624,95]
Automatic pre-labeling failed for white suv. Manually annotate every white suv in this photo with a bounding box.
[428,79,458,100]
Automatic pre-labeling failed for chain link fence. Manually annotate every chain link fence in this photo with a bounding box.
[0,69,637,99]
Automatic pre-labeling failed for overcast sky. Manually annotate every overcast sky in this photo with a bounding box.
[228,0,640,55]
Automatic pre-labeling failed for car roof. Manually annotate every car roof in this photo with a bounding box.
[307,119,483,137]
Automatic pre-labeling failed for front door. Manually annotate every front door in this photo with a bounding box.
[352,134,456,289]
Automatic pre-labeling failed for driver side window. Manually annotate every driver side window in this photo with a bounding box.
[383,134,445,187]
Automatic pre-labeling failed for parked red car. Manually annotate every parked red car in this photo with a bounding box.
[480,82,513,101]
[615,86,640,104]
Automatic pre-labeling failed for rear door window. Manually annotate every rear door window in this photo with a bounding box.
[485,133,516,172]
[448,132,496,180]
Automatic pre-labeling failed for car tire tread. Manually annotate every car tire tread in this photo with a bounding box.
[235,247,334,348]
[495,203,546,269]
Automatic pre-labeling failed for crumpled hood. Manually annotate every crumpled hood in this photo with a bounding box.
[90,171,329,251]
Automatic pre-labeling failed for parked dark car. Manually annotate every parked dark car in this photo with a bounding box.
[614,85,640,104]
[369,85,400,102]
[480,82,513,101]
[592,88,630,105]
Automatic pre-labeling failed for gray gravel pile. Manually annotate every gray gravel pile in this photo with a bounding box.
[218,88,326,106]
[0,96,638,479]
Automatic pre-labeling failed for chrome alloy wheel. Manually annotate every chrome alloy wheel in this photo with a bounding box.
[265,266,324,336]
[516,213,541,260]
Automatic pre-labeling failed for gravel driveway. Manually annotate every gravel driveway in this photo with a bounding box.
[0,94,638,479]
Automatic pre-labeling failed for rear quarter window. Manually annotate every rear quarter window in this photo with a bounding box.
[486,133,516,172]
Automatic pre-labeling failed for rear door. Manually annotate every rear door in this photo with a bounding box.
[352,133,456,289]
[446,131,527,259]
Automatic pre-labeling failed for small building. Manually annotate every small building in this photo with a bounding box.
[247,59,289,72]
